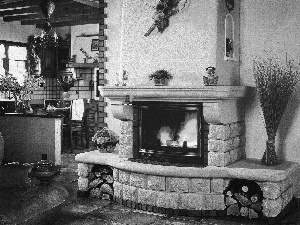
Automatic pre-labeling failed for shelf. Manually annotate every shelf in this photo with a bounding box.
[66,63,100,68]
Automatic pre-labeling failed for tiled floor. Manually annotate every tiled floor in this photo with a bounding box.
[1,150,300,225]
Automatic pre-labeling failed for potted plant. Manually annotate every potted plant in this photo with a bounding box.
[253,56,299,166]
[149,69,173,86]
[92,127,119,153]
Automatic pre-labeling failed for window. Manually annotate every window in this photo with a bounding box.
[0,41,28,99]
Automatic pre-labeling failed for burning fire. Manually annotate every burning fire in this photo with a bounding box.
[157,112,198,148]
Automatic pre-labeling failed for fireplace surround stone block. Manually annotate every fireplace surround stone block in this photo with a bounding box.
[76,151,300,220]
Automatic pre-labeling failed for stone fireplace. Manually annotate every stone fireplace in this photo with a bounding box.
[101,86,249,167]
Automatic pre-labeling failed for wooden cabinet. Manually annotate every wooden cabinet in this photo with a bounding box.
[39,40,70,78]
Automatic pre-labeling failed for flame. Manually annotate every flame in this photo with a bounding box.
[178,112,198,148]
[157,126,174,146]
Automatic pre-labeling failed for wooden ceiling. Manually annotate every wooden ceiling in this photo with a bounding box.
[0,0,106,28]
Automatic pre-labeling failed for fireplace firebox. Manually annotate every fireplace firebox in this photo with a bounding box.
[132,102,208,166]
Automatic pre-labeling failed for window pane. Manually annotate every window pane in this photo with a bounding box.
[0,44,5,75]
[8,46,27,60]
[8,46,27,84]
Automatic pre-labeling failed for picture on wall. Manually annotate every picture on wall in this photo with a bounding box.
[91,39,99,51]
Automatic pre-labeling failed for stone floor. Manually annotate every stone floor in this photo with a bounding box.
[1,149,300,225]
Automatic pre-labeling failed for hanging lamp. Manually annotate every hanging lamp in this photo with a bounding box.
[39,0,56,33]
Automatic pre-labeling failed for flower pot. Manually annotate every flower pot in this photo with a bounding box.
[95,141,118,153]
[153,78,169,86]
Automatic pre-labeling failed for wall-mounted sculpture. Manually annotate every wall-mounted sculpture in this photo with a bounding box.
[144,0,188,37]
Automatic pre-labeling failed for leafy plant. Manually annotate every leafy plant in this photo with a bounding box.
[253,56,299,165]
[148,69,173,80]
[28,34,60,74]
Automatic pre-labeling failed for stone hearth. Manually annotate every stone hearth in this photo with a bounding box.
[75,86,300,222]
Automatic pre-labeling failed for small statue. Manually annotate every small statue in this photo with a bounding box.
[203,66,218,86]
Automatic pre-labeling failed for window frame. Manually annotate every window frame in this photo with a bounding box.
[0,40,28,75]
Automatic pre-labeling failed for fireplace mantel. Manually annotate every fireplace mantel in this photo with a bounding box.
[99,86,254,102]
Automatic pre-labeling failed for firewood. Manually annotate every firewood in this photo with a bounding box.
[240,206,249,217]
[225,196,237,206]
[227,204,240,216]
[103,174,114,183]
[250,193,259,203]
[100,183,114,195]
[249,208,259,219]
[234,193,251,206]
[250,202,262,211]
[89,178,103,188]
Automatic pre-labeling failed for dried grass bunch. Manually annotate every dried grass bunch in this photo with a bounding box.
[253,57,299,165]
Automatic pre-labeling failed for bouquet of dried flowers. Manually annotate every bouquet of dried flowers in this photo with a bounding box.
[92,127,119,152]
[253,57,299,165]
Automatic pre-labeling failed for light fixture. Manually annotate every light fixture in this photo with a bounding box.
[39,0,56,33]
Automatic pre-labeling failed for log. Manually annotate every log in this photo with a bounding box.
[89,178,103,188]
[240,206,249,217]
[100,183,113,195]
[249,208,259,219]
[250,202,262,211]
[234,193,252,206]
[225,196,237,206]
[227,203,240,216]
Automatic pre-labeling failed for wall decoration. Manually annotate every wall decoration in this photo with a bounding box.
[224,13,236,61]
[225,0,234,12]
[91,39,99,51]
[144,0,188,37]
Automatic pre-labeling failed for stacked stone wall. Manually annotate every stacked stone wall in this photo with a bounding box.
[208,121,245,166]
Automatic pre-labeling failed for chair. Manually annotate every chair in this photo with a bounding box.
[70,99,89,152]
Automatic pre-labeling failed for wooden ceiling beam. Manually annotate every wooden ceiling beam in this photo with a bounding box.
[0,5,39,17]
[22,13,105,25]
[72,0,107,9]
[0,0,41,10]
[35,18,102,28]
[3,12,42,22]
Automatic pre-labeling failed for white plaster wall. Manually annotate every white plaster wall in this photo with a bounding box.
[119,0,218,87]
[71,24,99,63]
[240,0,300,163]
[0,20,35,43]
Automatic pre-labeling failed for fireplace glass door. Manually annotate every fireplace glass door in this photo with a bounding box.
[134,102,207,166]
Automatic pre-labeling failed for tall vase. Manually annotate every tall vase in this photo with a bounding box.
[261,138,278,166]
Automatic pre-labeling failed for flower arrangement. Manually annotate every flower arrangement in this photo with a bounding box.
[0,72,44,100]
[0,72,44,112]
[149,69,173,86]
[92,127,119,152]
[80,47,92,61]
[149,69,172,80]
[253,56,299,165]
[203,66,218,86]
